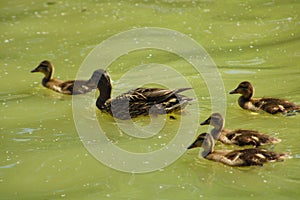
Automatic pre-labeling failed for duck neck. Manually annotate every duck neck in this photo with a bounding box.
[42,66,53,84]
[97,86,112,107]
[211,118,224,140]
[202,147,213,157]
[211,126,222,140]
[242,88,254,101]
[238,92,253,109]
[202,134,214,157]
[96,74,112,107]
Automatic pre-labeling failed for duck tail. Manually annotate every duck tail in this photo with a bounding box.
[285,107,300,116]
[165,99,190,113]
[174,87,192,94]
[174,88,194,102]
[278,152,292,160]
[271,137,281,144]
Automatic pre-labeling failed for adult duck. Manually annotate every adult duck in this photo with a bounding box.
[200,113,281,147]
[187,133,289,166]
[31,60,102,95]
[95,69,193,120]
[230,81,300,114]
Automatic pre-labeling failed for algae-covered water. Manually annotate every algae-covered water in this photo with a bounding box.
[1,1,300,199]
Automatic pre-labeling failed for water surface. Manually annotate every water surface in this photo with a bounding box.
[1,0,300,199]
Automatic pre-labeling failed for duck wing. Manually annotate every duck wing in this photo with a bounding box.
[56,80,74,94]
[225,148,288,166]
[127,87,192,103]
[59,79,99,95]
[44,79,73,94]
[108,87,192,119]
[225,129,280,147]
[252,97,300,114]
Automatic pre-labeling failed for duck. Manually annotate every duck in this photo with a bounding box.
[95,69,193,120]
[31,60,102,95]
[200,113,281,147]
[187,133,290,166]
[230,81,300,114]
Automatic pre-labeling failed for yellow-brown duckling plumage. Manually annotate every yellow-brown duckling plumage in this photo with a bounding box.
[95,69,193,120]
[230,81,300,114]
[187,133,290,167]
[31,60,102,95]
[200,113,281,147]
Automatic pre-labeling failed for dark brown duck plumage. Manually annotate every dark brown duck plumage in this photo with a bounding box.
[200,113,281,147]
[230,81,300,114]
[95,69,193,120]
[187,133,290,167]
[31,60,102,95]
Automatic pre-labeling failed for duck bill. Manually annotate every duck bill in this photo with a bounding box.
[229,88,238,94]
[187,143,197,149]
[200,118,210,125]
[31,67,38,73]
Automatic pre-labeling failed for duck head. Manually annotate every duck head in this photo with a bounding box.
[200,113,224,128]
[229,81,254,100]
[187,133,207,149]
[187,133,214,157]
[89,69,105,84]
[31,60,54,80]
[200,113,224,140]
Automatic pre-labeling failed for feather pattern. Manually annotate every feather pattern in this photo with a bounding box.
[96,70,192,120]
[221,129,281,147]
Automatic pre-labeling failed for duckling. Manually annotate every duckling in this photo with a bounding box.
[200,113,281,147]
[95,69,193,120]
[187,133,290,166]
[230,81,300,114]
[31,60,102,95]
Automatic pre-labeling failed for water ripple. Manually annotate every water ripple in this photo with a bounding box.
[0,162,17,169]
[17,127,40,135]
[224,70,256,75]
[226,58,266,66]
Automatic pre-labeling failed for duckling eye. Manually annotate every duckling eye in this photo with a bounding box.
[41,65,49,71]
[212,116,220,121]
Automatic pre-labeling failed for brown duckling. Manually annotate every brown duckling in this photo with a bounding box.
[200,113,281,147]
[95,69,193,120]
[187,133,290,167]
[230,81,300,114]
[31,60,102,95]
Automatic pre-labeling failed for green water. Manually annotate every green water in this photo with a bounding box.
[1,0,300,199]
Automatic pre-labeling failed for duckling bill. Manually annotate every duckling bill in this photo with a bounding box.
[230,81,300,114]
[95,69,193,120]
[31,60,102,95]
